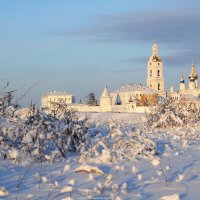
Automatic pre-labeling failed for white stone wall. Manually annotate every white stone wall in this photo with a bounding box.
[68,104,101,112]
[68,103,139,113]
[110,103,136,113]
[135,106,151,113]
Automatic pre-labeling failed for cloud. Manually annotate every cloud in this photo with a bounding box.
[53,9,200,67]
[57,10,200,48]
[127,49,200,67]
[68,66,145,74]
[163,51,200,67]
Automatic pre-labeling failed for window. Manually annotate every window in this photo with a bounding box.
[157,70,160,77]
[58,98,63,102]
[158,83,160,90]
[150,70,152,77]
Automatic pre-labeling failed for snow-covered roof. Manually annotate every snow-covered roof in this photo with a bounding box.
[43,91,74,96]
[112,84,155,94]
[101,86,111,97]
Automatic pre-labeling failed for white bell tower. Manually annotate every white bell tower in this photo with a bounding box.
[147,41,165,93]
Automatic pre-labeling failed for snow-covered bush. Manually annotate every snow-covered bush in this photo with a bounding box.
[146,98,200,129]
[0,89,20,118]
[0,101,89,164]
[79,124,156,163]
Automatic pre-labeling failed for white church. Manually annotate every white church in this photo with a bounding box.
[168,63,200,101]
[41,42,200,113]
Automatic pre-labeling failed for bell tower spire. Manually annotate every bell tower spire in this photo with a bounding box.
[152,40,158,56]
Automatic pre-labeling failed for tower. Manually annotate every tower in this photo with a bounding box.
[169,85,174,93]
[179,75,186,91]
[189,63,198,89]
[100,86,112,112]
[189,75,195,90]
[147,41,165,93]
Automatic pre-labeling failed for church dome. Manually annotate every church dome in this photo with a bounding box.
[180,75,185,83]
[189,75,195,82]
[189,63,198,80]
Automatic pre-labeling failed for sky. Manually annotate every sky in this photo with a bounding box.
[0,0,200,106]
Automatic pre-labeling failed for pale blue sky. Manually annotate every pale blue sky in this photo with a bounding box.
[0,0,200,106]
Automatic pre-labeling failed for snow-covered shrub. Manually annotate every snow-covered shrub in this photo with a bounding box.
[79,124,156,163]
[0,101,89,164]
[0,89,20,118]
[146,98,200,129]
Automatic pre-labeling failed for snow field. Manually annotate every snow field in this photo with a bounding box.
[1,112,200,199]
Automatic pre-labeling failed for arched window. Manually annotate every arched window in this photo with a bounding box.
[157,70,160,77]
[149,84,152,88]
[150,70,152,77]
[158,83,160,90]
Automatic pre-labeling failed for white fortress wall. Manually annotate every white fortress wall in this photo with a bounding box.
[68,104,101,112]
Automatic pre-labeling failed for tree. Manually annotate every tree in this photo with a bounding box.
[86,92,97,106]
[139,94,158,106]
[0,90,90,164]
[115,94,122,105]
[146,97,200,129]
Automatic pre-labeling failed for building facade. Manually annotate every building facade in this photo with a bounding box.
[41,91,75,108]
[110,84,156,105]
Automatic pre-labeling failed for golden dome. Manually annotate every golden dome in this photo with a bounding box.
[189,63,198,80]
